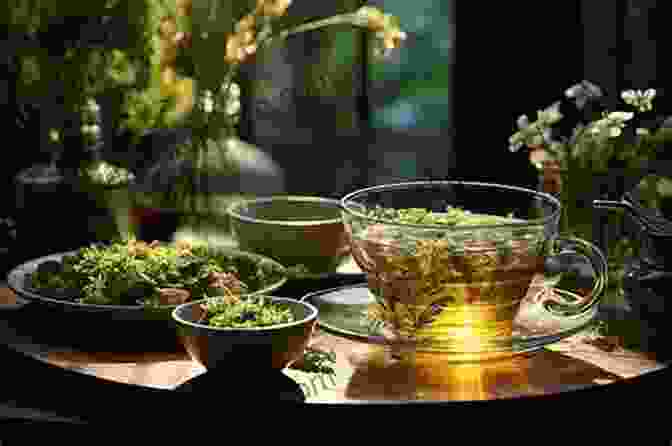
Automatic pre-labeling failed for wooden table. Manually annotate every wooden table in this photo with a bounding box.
[0,284,665,403]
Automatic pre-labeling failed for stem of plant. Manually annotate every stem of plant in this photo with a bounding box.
[260,14,361,49]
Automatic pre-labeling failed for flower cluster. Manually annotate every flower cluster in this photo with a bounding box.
[80,98,102,146]
[82,159,136,186]
[508,80,669,171]
[589,111,634,138]
[124,1,406,213]
[354,6,408,58]
[224,11,259,65]
[622,89,656,113]
[173,1,406,140]
[508,102,563,152]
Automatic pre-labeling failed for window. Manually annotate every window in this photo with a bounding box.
[365,0,454,184]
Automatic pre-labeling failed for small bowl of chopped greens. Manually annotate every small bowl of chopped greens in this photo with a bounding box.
[340,180,608,360]
[172,295,318,371]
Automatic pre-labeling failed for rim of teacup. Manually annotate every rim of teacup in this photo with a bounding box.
[172,295,319,332]
[226,195,343,227]
[340,180,561,231]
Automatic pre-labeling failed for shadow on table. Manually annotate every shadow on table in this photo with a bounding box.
[0,301,183,354]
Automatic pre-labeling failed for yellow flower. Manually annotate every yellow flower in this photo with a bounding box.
[176,0,192,17]
[235,13,257,33]
[159,16,178,40]
[160,38,178,67]
[173,77,195,115]
[224,30,257,64]
[355,6,387,31]
[175,240,193,256]
[160,66,178,96]
[381,28,407,50]
[257,0,292,17]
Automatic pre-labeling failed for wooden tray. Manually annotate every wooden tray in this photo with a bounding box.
[0,286,664,403]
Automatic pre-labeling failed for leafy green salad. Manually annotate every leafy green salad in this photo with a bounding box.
[28,239,285,306]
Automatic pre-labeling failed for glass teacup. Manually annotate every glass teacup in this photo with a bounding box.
[340,181,607,361]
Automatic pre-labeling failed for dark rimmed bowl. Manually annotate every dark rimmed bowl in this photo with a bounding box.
[226,196,349,275]
[6,246,288,323]
[172,296,318,371]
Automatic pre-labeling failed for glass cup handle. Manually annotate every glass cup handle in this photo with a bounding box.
[540,236,608,318]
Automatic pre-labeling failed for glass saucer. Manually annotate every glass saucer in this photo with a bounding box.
[301,282,598,362]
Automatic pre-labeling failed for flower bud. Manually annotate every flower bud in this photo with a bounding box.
[257,0,292,17]
[176,0,192,17]
[235,14,256,33]
[175,31,192,50]
[89,124,101,137]
[160,66,178,96]
[224,31,257,64]
[201,91,214,114]
[225,97,241,116]
[382,28,407,49]
[355,6,387,31]
[160,38,178,66]
[159,16,178,40]
[621,90,636,104]
[86,98,100,114]
[174,78,195,115]
[227,82,241,98]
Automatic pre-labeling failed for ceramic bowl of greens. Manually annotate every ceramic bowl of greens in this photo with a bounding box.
[6,239,288,322]
[226,196,350,276]
[172,295,318,371]
[340,180,608,360]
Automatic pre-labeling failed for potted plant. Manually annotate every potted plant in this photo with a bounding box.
[508,80,672,290]
[6,1,153,257]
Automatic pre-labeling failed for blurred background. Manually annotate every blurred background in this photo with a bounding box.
[1,0,670,269]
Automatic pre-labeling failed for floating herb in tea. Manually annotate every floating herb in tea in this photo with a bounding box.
[351,205,546,345]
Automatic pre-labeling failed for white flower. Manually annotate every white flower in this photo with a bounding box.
[508,133,525,152]
[537,102,563,126]
[218,83,241,116]
[81,124,101,137]
[49,129,60,143]
[621,88,656,112]
[86,98,100,114]
[225,82,241,98]
[621,90,636,103]
[90,124,101,136]
[225,96,241,116]
[201,90,214,113]
[636,128,650,136]
[516,114,530,130]
[565,80,602,108]
[589,112,632,138]
[608,127,622,137]
[606,111,634,122]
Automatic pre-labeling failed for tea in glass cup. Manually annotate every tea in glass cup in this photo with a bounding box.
[340,181,607,361]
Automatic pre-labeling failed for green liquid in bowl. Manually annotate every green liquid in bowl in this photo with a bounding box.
[228,196,348,275]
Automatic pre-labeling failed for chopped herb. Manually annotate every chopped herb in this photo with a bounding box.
[29,238,284,306]
[299,347,337,375]
[202,296,295,328]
